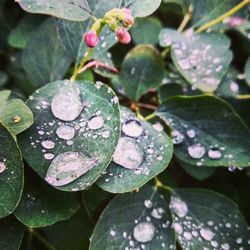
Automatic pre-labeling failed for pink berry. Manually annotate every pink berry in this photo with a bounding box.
[227,16,245,28]
[124,14,134,26]
[84,31,99,48]
[116,27,131,44]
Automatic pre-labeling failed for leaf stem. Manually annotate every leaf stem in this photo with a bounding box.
[177,5,193,32]
[154,177,174,193]
[196,0,250,33]
[28,228,56,250]
[70,48,94,81]
[236,94,250,99]
[143,112,156,121]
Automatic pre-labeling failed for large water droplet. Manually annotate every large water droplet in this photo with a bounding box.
[113,137,143,169]
[88,115,104,130]
[208,148,222,159]
[169,196,188,218]
[45,152,98,186]
[41,140,55,149]
[133,222,155,243]
[51,85,83,121]
[200,228,214,241]
[122,119,143,138]
[151,207,165,219]
[188,144,206,159]
[56,125,75,140]
[172,130,184,145]
[0,161,7,173]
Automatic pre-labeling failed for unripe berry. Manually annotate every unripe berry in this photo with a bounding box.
[116,27,131,44]
[227,16,245,28]
[84,31,99,48]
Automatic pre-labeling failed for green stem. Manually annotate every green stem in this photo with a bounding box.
[154,177,174,193]
[177,5,193,32]
[70,48,94,81]
[196,0,250,33]
[143,112,156,121]
[28,228,56,250]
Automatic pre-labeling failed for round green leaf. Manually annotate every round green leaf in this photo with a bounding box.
[0,216,25,250]
[0,90,33,135]
[244,57,250,87]
[156,95,250,167]
[119,45,165,101]
[90,185,175,250]
[0,125,24,219]
[169,188,250,249]
[97,107,173,193]
[18,80,120,191]
[14,171,80,228]
[131,17,162,45]
[171,32,232,92]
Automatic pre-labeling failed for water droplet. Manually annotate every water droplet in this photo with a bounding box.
[113,137,143,169]
[144,200,153,208]
[221,243,230,250]
[152,122,164,132]
[122,119,143,138]
[110,230,116,236]
[133,222,155,243]
[186,129,196,138]
[200,228,214,241]
[151,207,164,219]
[172,222,183,234]
[44,153,54,160]
[88,115,104,130]
[172,130,184,145]
[41,140,55,149]
[183,231,192,240]
[56,125,75,140]
[208,148,222,159]
[169,196,188,218]
[12,115,21,123]
[188,144,206,159]
[45,152,98,186]
[101,130,110,138]
[51,85,83,121]
[0,161,7,173]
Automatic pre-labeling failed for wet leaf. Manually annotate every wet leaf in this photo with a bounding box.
[0,216,25,250]
[97,107,173,193]
[18,80,120,191]
[244,57,250,87]
[169,188,250,249]
[90,185,175,250]
[14,171,80,228]
[119,45,165,101]
[159,28,183,48]
[0,90,33,135]
[0,124,23,219]
[0,71,8,87]
[171,32,232,92]
[22,18,72,87]
[156,95,250,167]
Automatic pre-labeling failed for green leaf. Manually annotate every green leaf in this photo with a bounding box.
[14,171,80,228]
[90,185,175,250]
[119,45,165,101]
[0,216,25,250]
[55,19,117,65]
[18,80,120,191]
[171,32,232,92]
[131,17,162,45]
[158,84,183,104]
[156,95,250,167]
[41,208,93,250]
[244,57,250,87]
[97,107,173,193]
[0,124,24,219]
[169,188,250,249]
[0,90,33,135]
[22,18,72,87]
[17,0,161,21]
[8,15,44,49]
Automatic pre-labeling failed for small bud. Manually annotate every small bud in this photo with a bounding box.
[227,16,245,28]
[124,14,134,27]
[84,31,99,48]
[116,27,131,44]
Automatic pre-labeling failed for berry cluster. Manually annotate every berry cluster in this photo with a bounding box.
[84,8,134,48]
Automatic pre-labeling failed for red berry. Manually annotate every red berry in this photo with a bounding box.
[84,31,99,48]
[116,27,131,44]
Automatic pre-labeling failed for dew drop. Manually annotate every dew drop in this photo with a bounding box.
[200,228,214,241]
[56,125,75,140]
[41,140,55,149]
[151,207,165,219]
[172,222,183,234]
[0,161,7,173]
[144,200,153,208]
[45,152,98,186]
[88,115,104,130]
[188,144,206,159]
[101,130,110,138]
[44,153,54,160]
[51,85,83,121]
[186,129,196,138]
[122,119,143,138]
[133,222,155,243]
[113,137,143,169]
[208,148,222,159]
[169,196,188,218]
[12,115,21,123]
[172,130,184,145]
